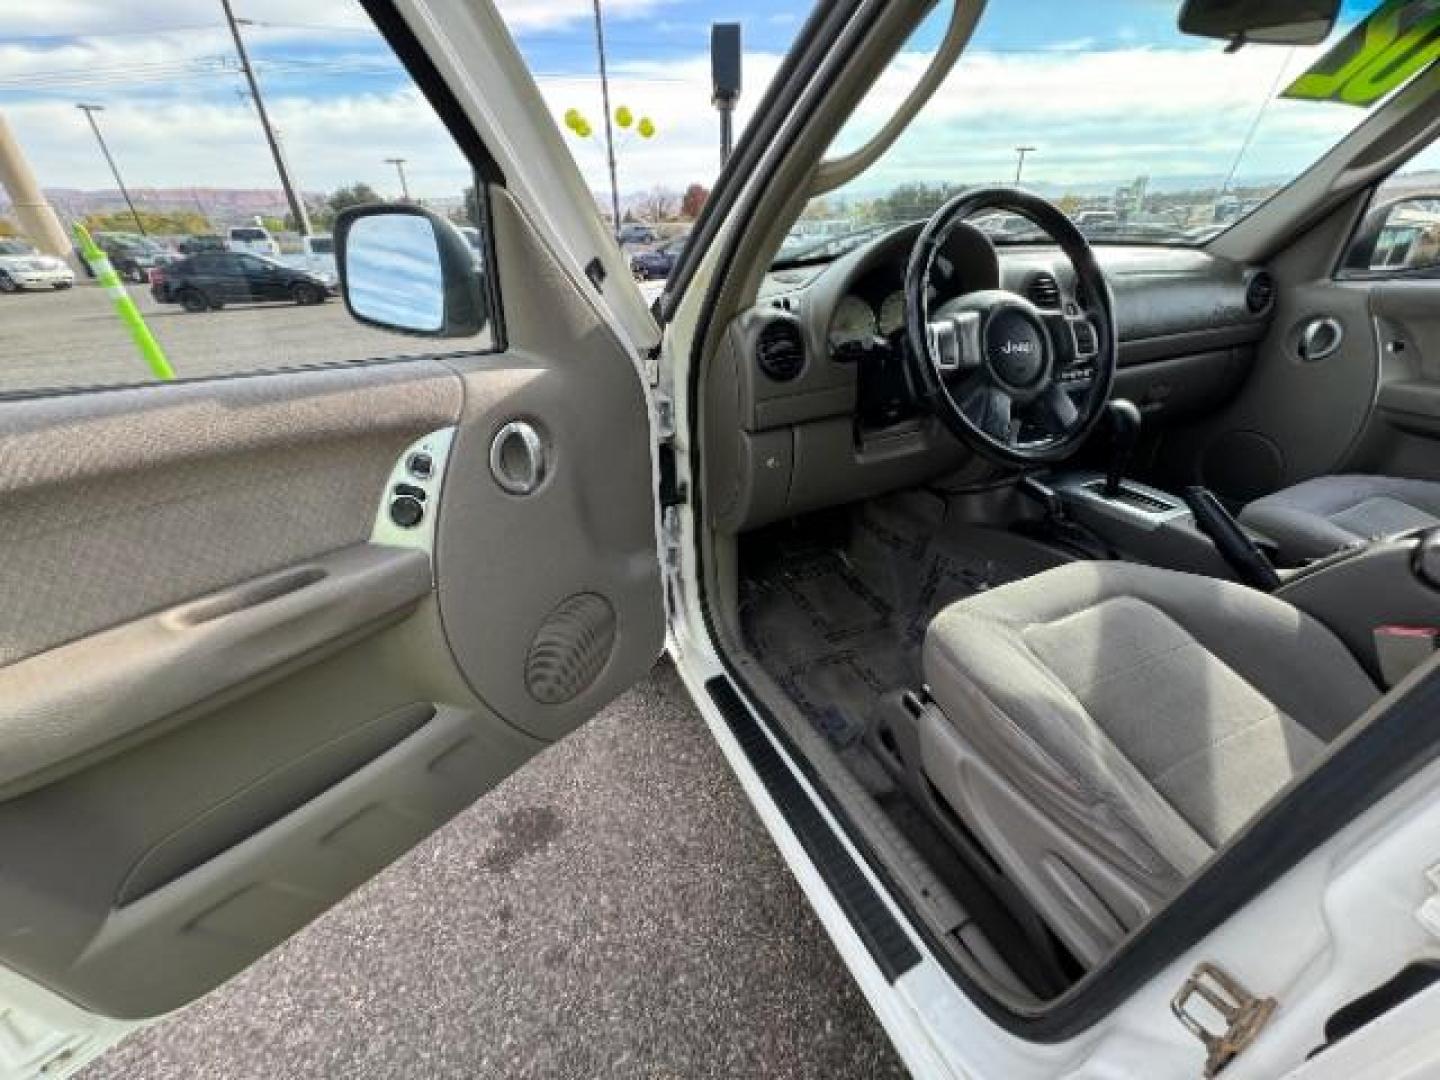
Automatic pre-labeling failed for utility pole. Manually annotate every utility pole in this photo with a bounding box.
[0,113,72,258]
[591,0,622,242]
[384,157,411,201]
[76,104,145,235]
[220,0,312,235]
[1014,145,1036,186]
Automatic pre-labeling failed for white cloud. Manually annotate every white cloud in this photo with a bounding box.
[0,16,1389,221]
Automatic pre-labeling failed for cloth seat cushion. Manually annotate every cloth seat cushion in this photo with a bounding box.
[1240,474,1440,563]
[922,562,1379,903]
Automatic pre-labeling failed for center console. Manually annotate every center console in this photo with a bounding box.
[1027,399,1440,688]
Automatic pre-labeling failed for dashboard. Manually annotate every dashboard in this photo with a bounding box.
[704,220,1276,533]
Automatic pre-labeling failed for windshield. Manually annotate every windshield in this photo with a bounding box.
[0,240,36,255]
[781,0,1425,266]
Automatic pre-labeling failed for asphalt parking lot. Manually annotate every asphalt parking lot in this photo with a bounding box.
[77,662,908,1080]
[0,278,666,396]
[0,281,435,395]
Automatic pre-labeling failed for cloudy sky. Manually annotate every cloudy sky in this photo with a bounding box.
[0,0,1419,209]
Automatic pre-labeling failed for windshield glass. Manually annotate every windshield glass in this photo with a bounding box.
[780,0,1424,265]
[0,240,36,255]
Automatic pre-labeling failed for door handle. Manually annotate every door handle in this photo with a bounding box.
[490,420,548,495]
[1298,317,1343,362]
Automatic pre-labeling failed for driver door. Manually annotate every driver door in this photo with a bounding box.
[0,0,666,1073]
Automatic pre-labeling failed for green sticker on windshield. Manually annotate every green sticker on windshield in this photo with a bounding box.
[1282,0,1440,106]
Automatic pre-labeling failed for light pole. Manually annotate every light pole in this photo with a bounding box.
[1014,145,1036,186]
[221,0,312,235]
[76,104,145,236]
[591,0,622,242]
[384,157,411,201]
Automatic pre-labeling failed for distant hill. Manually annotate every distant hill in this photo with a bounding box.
[0,187,319,225]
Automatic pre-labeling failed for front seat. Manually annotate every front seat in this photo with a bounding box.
[1240,474,1440,564]
[919,561,1379,967]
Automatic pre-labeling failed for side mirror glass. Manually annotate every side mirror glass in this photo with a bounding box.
[1178,0,1339,47]
[1345,195,1440,275]
[335,204,486,337]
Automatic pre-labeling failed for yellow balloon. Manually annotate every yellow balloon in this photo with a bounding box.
[637,117,656,139]
[563,107,582,130]
[615,106,633,128]
[576,120,593,138]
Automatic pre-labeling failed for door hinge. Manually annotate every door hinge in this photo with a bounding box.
[1171,962,1277,1077]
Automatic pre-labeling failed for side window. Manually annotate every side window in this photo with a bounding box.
[1341,139,1440,276]
[0,0,495,396]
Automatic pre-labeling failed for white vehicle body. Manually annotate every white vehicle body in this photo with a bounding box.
[277,235,337,284]
[225,225,280,257]
[0,241,74,292]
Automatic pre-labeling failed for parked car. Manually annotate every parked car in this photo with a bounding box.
[83,234,176,283]
[0,239,74,292]
[629,237,686,280]
[178,234,227,255]
[150,251,333,311]
[277,234,337,281]
[618,222,657,245]
[226,224,280,256]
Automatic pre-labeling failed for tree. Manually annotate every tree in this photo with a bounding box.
[327,182,382,214]
[680,183,709,220]
[82,209,211,235]
[635,186,678,223]
[308,182,384,229]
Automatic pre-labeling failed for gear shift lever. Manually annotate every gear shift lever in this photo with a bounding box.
[1102,398,1141,498]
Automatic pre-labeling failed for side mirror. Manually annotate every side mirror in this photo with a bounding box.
[335,204,486,337]
[1178,0,1339,47]
[1344,195,1440,275]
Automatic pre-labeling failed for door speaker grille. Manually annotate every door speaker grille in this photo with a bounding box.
[525,593,617,704]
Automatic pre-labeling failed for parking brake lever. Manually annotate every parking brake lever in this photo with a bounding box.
[1184,486,1282,591]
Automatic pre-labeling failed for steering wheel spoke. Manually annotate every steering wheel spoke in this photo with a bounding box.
[927,311,983,378]
[1034,382,1079,434]
[962,383,1016,445]
[1041,309,1100,370]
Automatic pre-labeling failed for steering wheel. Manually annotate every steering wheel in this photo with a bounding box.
[903,187,1117,466]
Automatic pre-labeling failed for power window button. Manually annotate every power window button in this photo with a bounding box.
[406,452,434,480]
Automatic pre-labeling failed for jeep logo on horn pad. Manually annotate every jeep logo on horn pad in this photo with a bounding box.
[985,309,1045,386]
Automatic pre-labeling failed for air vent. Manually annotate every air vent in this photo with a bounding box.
[1245,270,1275,314]
[1025,272,1061,309]
[756,318,806,382]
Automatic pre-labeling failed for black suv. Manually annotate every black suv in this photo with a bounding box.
[151,252,333,312]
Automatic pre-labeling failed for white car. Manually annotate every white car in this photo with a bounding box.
[226,224,280,257]
[0,239,74,292]
[8,1,1440,1079]
[277,234,337,281]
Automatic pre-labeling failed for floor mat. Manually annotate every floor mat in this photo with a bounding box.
[739,492,1078,997]
[740,491,1068,771]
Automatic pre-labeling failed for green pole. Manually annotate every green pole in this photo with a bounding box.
[72,222,175,381]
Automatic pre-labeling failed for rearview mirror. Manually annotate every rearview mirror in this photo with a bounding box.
[1178,0,1339,47]
[335,204,486,337]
